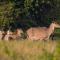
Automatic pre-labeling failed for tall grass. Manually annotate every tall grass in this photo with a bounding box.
[0,40,59,60]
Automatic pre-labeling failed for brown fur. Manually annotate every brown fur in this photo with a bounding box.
[4,29,23,40]
[26,22,60,40]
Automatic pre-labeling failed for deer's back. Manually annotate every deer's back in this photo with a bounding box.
[27,27,48,40]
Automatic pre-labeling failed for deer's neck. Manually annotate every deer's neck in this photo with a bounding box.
[47,24,55,36]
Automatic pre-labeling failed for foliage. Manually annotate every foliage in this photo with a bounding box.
[0,0,60,29]
[0,0,15,29]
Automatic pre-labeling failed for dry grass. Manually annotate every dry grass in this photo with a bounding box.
[0,40,59,60]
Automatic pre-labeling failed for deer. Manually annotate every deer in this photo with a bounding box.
[4,28,23,40]
[26,21,60,41]
[0,30,4,40]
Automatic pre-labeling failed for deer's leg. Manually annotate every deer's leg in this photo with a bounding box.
[50,33,54,40]
[44,36,50,41]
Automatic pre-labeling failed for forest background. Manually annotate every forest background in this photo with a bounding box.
[0,0,60,30]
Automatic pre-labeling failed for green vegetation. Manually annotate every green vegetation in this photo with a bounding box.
[0,40,59,60]
[0,0,60,60]
[0,0,60,28]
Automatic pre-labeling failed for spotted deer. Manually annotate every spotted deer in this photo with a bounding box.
[4,28,23,40]
[26,21,60,40]
[0,30,4,40]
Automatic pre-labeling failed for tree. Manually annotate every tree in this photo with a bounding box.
[0,0,60,30]
[0,0,15,29]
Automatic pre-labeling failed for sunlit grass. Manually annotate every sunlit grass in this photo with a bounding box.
[0,40,59,60]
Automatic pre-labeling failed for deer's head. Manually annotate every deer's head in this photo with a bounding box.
[51,21,60,28]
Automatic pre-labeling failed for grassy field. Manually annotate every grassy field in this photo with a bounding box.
[0,39,60,60]
[0,29,59,60]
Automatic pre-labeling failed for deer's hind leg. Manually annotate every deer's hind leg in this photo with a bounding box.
[43,36,50,41]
